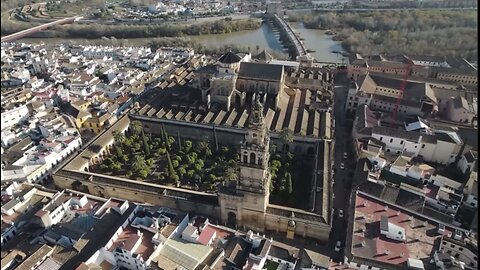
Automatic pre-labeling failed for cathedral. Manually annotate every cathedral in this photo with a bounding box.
[191,51,285,111]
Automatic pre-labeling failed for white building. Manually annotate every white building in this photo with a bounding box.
[406,55,451,68]
[446,96,477,124]
[457,150,477,174]
[379,215,406,242]
[371,126,461,165]
[345,74,437,118]
[1,102,31,130]
[1,135,82,183]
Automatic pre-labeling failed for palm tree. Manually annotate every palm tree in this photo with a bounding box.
[130,121,142,136]
[279,128,294,155]
[113,131,126,146]
[131,155,148,176]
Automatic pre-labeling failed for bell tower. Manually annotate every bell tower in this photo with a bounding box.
[217,95,272,231]
[237,96,271,213]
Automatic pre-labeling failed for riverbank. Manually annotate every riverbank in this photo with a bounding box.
[17,20,346,62]
[1,17,262,38]
[286,9,478,61]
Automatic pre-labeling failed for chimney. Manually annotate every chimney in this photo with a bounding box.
[384,205,389,211]
[384,249,390,255]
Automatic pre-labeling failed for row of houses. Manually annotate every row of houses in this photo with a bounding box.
[345,74,477,124]
[1,182,331,270]
[348,54,478,86]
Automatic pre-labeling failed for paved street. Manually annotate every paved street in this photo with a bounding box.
[327,73,356,263]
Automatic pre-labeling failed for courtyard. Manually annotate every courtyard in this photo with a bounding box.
[91,121,315,209]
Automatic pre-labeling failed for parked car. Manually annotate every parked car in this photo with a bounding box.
[338,209,344,218]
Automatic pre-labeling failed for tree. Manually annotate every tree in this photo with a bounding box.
[279,128,294,155]
[132,142,142,153]
[146,158,154,167]
[178,166,187,177]
[131,155,149,178]
[157,147,167,156]
[184,140,193,153]
[187,170,195,178]
[194,159,204,171]
[138,169,149,179]
[103,157,113,167]
[130,120,142,136]
[153,137,163,149]
[99,163,109,172]
[207,174,217,182]
[114,145,123,158]
[167,136,175,149]
[141,130,151,157]
[111,162,122,171]
[186,152,198,165]
[166,151,176,178]
[285,172,293,195]
[196,141,211,157]
[172,160,180,168]
[171,174,180,186]
[224,167,237,181]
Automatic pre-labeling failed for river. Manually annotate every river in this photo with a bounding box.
[18,21,346,63]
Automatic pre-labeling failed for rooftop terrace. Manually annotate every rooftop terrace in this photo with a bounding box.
[348,192,459,268]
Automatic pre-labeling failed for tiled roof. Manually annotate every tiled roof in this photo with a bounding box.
[372,126,422,142]
[238,62,283,82]
[133,87,330,138]
[218,52,241,64]
[253,50,273,61]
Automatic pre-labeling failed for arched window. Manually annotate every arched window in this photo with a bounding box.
[250,153,256,165]
[243,155,248,163]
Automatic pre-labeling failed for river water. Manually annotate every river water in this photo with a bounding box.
[18,21,346,63]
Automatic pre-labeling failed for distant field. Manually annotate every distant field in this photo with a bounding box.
[44,0,103,17]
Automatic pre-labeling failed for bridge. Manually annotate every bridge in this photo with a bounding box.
[271,14,308,60]
[1,16,82,43]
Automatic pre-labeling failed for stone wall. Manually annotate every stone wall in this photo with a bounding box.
[131,115,318,155]
[53,170,221,219]
[264,213,331,242]
[53,169,331,242]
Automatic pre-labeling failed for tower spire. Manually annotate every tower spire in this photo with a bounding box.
[249,94,265,129]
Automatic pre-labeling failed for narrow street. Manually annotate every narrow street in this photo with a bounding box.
[327,73,356,262]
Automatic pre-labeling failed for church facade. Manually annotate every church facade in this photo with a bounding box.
[191,52,285,111]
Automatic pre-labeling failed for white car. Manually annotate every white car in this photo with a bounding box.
[338,209,344,218]
[340,163,345,170]
[335,241,342,252]
[343,152,348,159]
